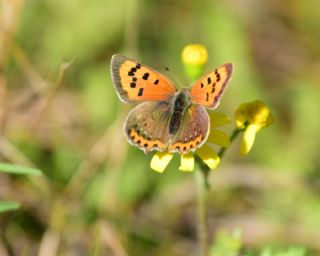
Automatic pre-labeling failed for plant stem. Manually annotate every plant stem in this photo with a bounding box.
[193,125,245,256]
[218,127,243,158]
[195,168,208,256]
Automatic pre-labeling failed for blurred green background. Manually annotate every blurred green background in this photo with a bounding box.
[1,0,320,255]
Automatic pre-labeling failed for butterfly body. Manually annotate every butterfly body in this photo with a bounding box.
[168,88,191,136]
[110,54,233,155]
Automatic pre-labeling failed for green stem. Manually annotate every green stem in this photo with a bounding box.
[193,124,246,256]
[195,155,210,189]
[195,168,208,256]
[195,126,244,190]
[217,127,243,158]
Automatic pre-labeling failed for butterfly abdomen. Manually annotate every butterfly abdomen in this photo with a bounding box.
[169,90,191,136]
[169,112,183,135]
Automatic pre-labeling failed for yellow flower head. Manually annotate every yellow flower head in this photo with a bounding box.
[150,112,230,173]
[182,44,208,65]
[235,100,273,155]
[181,44,208,80]
[235,100,273,130]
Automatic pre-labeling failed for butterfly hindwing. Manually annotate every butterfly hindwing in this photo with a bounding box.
[190,63,233,109]
[168,104,210,155]
[111,54,177,103]
[124,101,172,153]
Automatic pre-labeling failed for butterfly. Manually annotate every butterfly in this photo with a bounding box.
[110,54,233,155]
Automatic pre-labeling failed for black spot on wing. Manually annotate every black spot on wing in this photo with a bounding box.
[142,73,149,80]
[130,82,136,88]
[215,70,221,82]
[138,88,144,96]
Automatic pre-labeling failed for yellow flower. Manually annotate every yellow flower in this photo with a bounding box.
[182,44,208,65]
[235,100,273,155]
[150,112,230,173]
[181,44,208,80]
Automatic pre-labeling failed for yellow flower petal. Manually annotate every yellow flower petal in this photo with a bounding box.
[179,153,194,172]
[207,129,230,148]
[150,152,173,173]
[235,100,273,129]
[240,124,259,155]
[209,112,231,128]
[196,144,220,170]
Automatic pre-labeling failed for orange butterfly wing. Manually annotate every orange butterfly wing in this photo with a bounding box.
[190,63,233,109]
[111,54,177,103]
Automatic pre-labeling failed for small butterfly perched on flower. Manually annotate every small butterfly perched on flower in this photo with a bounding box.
[110,54,233,155]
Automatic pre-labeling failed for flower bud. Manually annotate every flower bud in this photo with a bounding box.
[181,44,208,80]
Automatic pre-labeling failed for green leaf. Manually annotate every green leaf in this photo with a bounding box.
[0,162,42,175]
[0,201,20,213]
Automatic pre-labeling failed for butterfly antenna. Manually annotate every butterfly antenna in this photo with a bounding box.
[164,67,184,88]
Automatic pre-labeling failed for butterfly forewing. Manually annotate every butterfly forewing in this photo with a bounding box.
[190,63,233,109]
[124,101,172,153]
[168,104,209,155]
[111,54,177,103]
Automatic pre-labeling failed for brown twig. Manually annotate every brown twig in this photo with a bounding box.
[30,61,73,130]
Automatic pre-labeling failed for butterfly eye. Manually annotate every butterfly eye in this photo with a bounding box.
[174,98,183,109]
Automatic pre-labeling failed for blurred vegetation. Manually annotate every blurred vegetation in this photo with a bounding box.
[1,0,320,255]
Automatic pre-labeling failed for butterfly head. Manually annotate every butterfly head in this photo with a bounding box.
[172,88,192,111]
